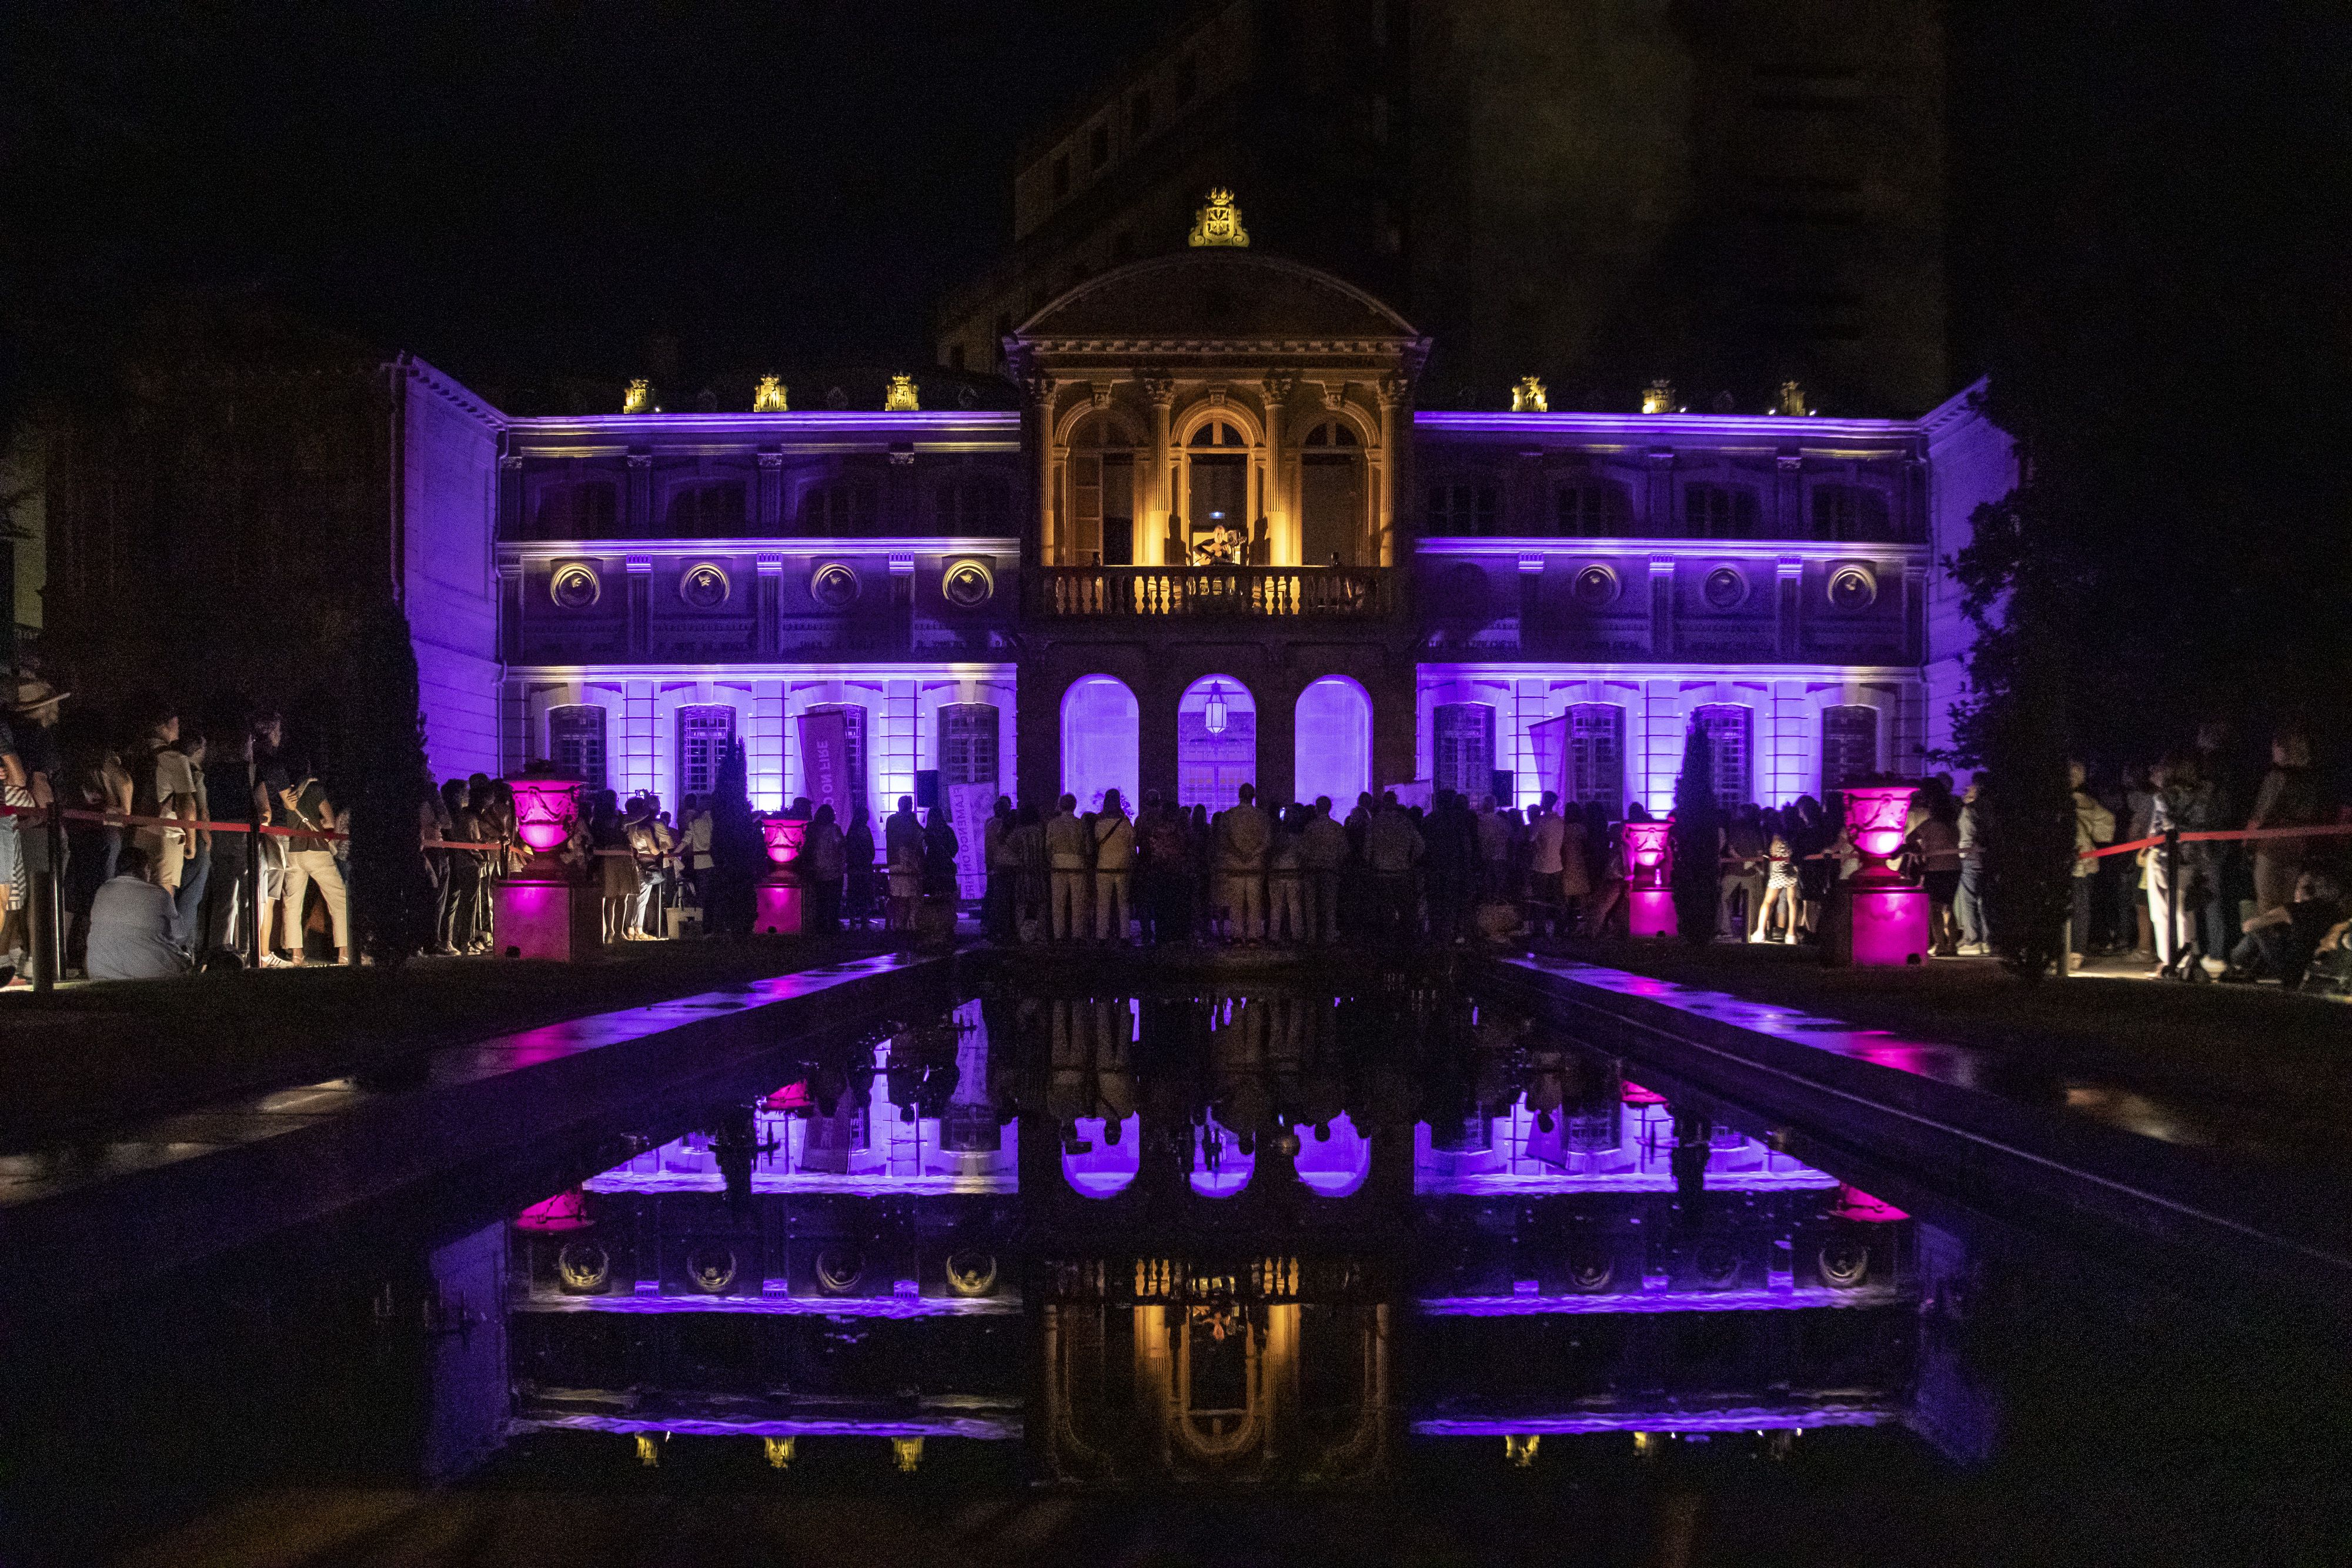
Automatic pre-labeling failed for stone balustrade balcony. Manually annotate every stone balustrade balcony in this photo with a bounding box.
[1025,564,1394,619]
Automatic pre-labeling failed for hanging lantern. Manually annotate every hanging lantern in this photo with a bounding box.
[1204,681,1230,735]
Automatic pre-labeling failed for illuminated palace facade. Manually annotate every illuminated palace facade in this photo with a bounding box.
[396,221,2011,815]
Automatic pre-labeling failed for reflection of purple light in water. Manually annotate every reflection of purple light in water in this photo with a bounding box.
[1062,1116,1140,1198]
[519,1293,1015,1318]
[1419,1285,1902,1315]
[522,1412,1020,1439]
[1296,1112,1371,1197]
[1411,1404,1889,1436]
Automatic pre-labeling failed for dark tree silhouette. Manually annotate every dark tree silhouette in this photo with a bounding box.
[1669,723,1721,947]
[344,594,437,968]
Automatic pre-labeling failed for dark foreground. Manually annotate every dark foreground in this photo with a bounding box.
[6,964,2344,1567]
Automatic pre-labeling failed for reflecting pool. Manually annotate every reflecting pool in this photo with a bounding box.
[8,982,2346,1564]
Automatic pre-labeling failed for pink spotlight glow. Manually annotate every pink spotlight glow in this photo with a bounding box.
[1849,883,1928,966]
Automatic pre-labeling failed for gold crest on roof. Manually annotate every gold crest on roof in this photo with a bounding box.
[622,377,652,413]
[1511,376,1548,413]
[1188,187,1250,248]
[753,375,788,412]
[884,374,920,412]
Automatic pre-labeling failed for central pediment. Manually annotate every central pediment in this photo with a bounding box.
[1015,251,1423,347]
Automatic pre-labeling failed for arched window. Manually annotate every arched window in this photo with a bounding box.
[676,704,737,801]
[1432,702,1496,801]
[1299,419,1365,566]
[1190,1114,1256,1198]
[1067,414,1137,565]
[1821,704,1879,791]
[1060,676,1139,813]
[1294,677,1372,807]
[800,480,877,535]
[1565,703,1625,817]
[1688,704,1752,811]
[937,474,1012,536]
[1811,483,1893,542]
[1555,479,1632,537]
[547,704,607,790]
[1685,484,1758,539]
[937,703,1000,791]
[1184,420,1250,561]
[1179,676,1255,810]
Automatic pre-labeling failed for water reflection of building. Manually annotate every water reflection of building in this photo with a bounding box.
[496,988,1922,1480]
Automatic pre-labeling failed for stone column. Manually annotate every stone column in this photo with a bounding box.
[756,450,784,532]
[1144,375,1175,565]
[626,451,652,534]
[1776,453,1805,537]
[497,453,523,539]
[1374,378,1404,567]
[1025,376,1056,567]
[1262,373,1295,566]
[1776,556,1803,659]
[1645,449,1676,537]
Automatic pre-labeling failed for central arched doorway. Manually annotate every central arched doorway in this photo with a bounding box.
[1179,676,1256,810]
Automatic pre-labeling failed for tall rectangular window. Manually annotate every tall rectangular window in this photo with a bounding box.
[1565,703,1625,817]
[1425,483,1498,534]
[547,704,607,791]
[1433,702,1497,801]
[1555,480,1631,537]
[937,704,1001,790]
[1820,704,1879,791]
[1688,704,1752,813]
[1811,483,1893,541]
[676,704,737,801]
[1685,484,1758,539]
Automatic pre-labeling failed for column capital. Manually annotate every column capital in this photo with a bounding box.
[1024,374,1055,408]
[626,452,653,470]
[498,453,523,472]
[1777,453,1805,473]
[756,449,784,470]
[1262,372,1297,403]
[1141,373,1177,407]
[1088,380,1114,409]
[1375,372,1409,409]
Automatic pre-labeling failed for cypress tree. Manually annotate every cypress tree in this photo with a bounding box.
[1669,722,1722,946]
[345,593,437,968]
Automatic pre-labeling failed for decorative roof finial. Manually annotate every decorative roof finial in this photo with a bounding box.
[1641,378,1675,415]
[1775,379,1808,417]
[622,378,652,414]
[753,375,788,412]
[884,374,920,412]
[1188,187,1250,248]
[1511,376,1548,413]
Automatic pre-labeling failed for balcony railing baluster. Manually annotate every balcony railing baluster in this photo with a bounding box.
[1028,564,1388,618]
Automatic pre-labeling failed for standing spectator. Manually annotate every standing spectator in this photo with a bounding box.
[1424,791,1475,944]
[1008,803,1047,942]
[681,794,714,909]
[250,716,290,960]
[1754,815,1800,944]
[2117,764,2156,960]
[0,711,26,980]
[983,795,1017,942]
[2066,760,2115,967]
[1788,795,1835,942]
[2145,752,2214,975]
[1582,802,1624,936]
[1091,787,1134,944]
[1955,780,1989,955]
[1559,801,1591,934]
[132,707,196,896]
[86,844,188,982]
[884,795,925,935]
[1215,783,1272,945]
[438,779,480,954]
[843,805,876,929]
[1474,795,1510,904]
[1915,791,1967,958]
[7,681,65,980]
[1267,805,1306,945]
[626,797,673,938]
[169,734,213,951]
[1721,805,1768,941]
[275,760,349,966]
[1528,795,1565,937]
[1364,791,1424,939]
[921,804,960,904]
[1045,793,1087,942]
[1299,796,1349,945]
[2246,731,2321,917]
[593,791,636,945]
[2193,721,2249,962]
[1140,792,1191,944]
[801,803,845,934]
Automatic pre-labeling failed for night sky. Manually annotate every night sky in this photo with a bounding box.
[8,4,1164,399]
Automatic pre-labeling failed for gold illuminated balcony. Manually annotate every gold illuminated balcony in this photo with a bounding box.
[1027,564,1393,618]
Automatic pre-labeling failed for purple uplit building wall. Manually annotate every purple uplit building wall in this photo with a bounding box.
[393,218,2011,811]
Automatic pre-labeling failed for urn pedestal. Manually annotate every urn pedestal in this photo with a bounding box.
[1620,818,1677,939]
[492,776,601,961]
[1826,784,1928,967]
[755,818,807,937]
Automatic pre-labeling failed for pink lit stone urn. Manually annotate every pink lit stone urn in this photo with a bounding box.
[492,774,602,961]
[1621,817,1677,938]
[754,816,807,936]
[1832,783,1927,967]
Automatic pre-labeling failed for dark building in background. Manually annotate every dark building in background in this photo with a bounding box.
[936,0,1948,415]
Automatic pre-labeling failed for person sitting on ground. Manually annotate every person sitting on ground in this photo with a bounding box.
[2221,870,2343,987]
[87,844,190,982]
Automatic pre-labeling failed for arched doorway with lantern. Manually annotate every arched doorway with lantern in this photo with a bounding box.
[1177,675,1257,811]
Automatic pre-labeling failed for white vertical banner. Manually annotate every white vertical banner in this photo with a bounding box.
[945,783,994,901]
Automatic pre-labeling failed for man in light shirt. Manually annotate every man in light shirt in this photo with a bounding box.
[1214,784,1271,944]
[1044,794,1088,942]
